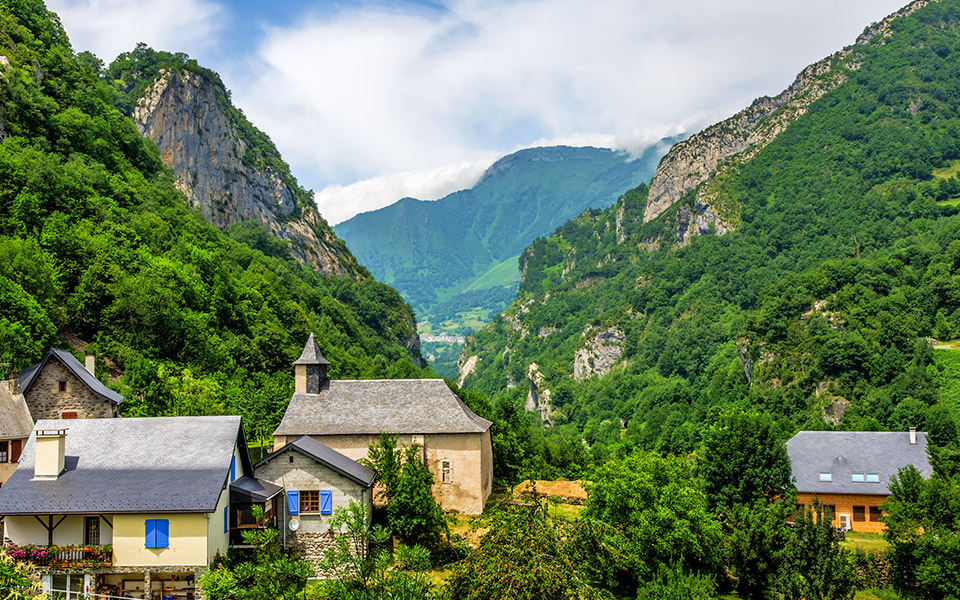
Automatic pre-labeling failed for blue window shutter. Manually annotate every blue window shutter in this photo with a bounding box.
[320,490,332,514]
[287,490,299,515]
[156,519,169,548]
[230,456,236,482]
[145,519,156,548]
[224,506,229,533]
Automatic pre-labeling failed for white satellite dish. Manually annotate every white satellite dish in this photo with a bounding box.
[288,518,300,532]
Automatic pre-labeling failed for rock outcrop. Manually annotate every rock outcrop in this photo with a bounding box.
[526,363,553,425]
[643,0,936,225]
[573,328,625,381]
[132,69,360,277]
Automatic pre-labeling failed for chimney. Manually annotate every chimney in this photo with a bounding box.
[293,334,331,394]
[909,427,917,445]
[33,428,67,481]
[85,354,95,377]
[8,369,18,395]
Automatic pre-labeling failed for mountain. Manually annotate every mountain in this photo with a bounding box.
[104,45,360,278]
[459,0,960,458]
[0,0,422,437]
[334,143,676,333]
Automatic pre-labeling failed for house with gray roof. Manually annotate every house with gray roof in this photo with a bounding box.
[18,348,123,421]
[786,429,932,533]
[273,335,493,514]
[0,416,280,599]
[0,376,31,487]
[254,436,375,568]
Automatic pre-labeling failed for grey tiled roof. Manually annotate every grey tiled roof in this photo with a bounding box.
[230,475,283,504]
[0,416,244,515]
[255,436,376,487]
[293,334,330,365]
[786,430,932,495]
[19,349,124,405]
[273,379,492,436]
[0,384,32,439]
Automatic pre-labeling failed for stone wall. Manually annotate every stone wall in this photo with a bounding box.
[289,531,339,575]
[24,361,116,421]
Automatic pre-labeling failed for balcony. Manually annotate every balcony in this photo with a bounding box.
[5,544,113,568]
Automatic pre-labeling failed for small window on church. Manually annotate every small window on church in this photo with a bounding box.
[440,460,452,484]
[57,380,67,393]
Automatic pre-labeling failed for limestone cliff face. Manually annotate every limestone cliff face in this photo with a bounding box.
[132,69,360,277]
[643,0,936,225]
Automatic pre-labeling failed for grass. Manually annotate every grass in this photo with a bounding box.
[933,159,960,179]
[464,255,521,291]
[841,531,890,553]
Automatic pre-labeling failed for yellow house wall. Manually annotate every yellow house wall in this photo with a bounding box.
[0,438,23,485]
[276,432,490,514]
[113,513,209,567]
[3,515,113,545]
[796,492,888,533]
[206,488,230,563]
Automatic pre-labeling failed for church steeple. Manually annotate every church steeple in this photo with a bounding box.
[293,334,330,394]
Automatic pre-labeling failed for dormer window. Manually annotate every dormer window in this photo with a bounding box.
[866,473,880,483]
[819,472,832,482]
[852,473,865,483]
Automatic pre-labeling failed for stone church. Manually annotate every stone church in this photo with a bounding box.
[273,335,493,514]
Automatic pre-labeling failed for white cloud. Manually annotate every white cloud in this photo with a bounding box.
[230,0,906,222]
[46,0,224,62]
[317,156,498,225]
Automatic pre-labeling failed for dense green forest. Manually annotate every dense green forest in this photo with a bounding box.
[0,0,423,442]
[461,0,960,471]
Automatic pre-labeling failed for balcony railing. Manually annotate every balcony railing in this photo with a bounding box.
[5,544,113,568]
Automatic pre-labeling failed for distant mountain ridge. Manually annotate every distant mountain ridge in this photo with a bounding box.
[334,142,677,328]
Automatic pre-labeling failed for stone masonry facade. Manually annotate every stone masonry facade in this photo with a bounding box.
[24,361,117,421]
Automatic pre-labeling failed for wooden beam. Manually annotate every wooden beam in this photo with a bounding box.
[98,515,113,529]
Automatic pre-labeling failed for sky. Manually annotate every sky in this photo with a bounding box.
[48,0,910,224]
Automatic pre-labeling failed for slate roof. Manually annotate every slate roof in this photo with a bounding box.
[0,383,32,439]
[19,349,124,405]
[293,334,330,365]
[255,435,376,487]
[786,430,933,496]
[0,416,247,515]
[230,475,283,504]
[273,379,492,437]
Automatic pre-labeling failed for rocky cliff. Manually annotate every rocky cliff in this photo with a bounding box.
[129,68,360,278]
[642,0,936,226]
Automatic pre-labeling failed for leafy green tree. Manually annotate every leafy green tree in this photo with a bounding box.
[722,497,795,600]
[314,500,437,600]
[778,500,855,600]
[0,552,41,600]
[585,453,722,583]
[700,411,794,508]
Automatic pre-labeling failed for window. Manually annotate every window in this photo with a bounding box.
[61,411,77,419]
[85,517,100,545]
[866,473,880,483]
[10,440,21,463]
[300,491,320,513]
[286,490,299,515]
[0,441,7,463]
[320,490,333,515]
[853,506,866,522]
[224,506,229,533]
[57,380,67,393]
[851,472,865,483]
[145,519,169,548]
[870,506,882,522]
[440,460,452,483]
[819,472,833,482]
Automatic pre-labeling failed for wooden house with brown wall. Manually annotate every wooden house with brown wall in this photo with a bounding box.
[786,429,932,533]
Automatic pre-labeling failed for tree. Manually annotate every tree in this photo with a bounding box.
[360,433,446,546]
[0,552,41,600]
[700,411,794,508]
[723,498,795,600]
[635,563,715,600]
[778,500,855,600]
[315,500,437,600]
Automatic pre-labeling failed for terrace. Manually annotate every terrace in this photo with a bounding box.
[5,544,113,568]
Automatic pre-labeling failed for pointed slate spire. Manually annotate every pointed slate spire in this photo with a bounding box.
[293,334,329,394]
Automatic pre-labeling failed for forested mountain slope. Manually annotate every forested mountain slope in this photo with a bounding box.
[0,0,422,440]
[335,143,675,329]
[104,44,361,278]
[461,0,960,457]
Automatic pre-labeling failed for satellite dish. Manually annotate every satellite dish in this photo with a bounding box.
[288,518,300,532]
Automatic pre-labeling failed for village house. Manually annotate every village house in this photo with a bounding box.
[0,375,31,488]
[786,428,933,533]
[254,435,375,569]
[273,335,493,514]
[0,416,279,599]
[18,348,123,420]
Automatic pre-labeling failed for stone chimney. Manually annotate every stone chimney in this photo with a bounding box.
[85,354,95,377]
[909,427,917,445]
[293,333,330,394]
[8,369,18,395]
[33,428,67,481]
